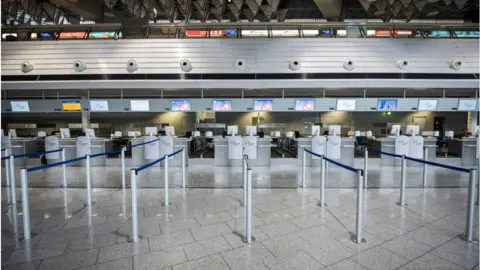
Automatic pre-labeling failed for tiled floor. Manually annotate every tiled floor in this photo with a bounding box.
[2,164,480,270]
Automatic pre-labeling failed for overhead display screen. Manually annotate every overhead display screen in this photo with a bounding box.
[213,100,232,111]
[89,100,109,112]
[295,99,315,111]
[130,100,150,111]
[336,99,356,111]
[172,100,191,111]
[418,99,438,111]
[254,100,273,111]
[377,99,397,111]
[62,100,82,111]
[10,101,30,112]
[458,99,478,111]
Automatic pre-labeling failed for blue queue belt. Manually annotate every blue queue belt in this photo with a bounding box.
[128,138,160,149]
[135,156,166,174]
[89,149,123,159]
[368,149,402,158]
[167,149,183,157]
[405,156,470,173]
[14,148,63,159]
[1,156,10,161]
[27,156,86,173]
[304,149,358,173]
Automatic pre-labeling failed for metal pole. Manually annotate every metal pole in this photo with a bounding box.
[422,147,428,187]
[242,168,255,244]
[20,169,31,241]
[477,158,479,206]
[243,157,247,207]
[302,149,306,188]
[62,148,67,187]
[10,155,16,205]
[397,155,407,206]
[121,147,126,188]
[162,156,169,206]
[86,155,92,206]
[130,169,140,242]
[318,156,326,207]
[460,169,477,242]
[353,169,365,244]
[182,148,186,188]
[5,149,11,205]
[364,149,368,188]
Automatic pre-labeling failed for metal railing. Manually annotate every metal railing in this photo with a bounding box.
[130,148,186,243]
[303,148,366,244]
[242,155,254,244]
[366,148,477,242]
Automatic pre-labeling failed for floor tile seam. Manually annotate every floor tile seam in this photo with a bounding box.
[349,245,411,270]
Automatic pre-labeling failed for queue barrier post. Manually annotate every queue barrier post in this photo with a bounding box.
[460,169,477,242]
[86,155,92,206]
[317,156,326,207]
[396,155,407,206]
[302,149,306,188]
[62,148,67,187]
[129,169,141,242]
[10,155,16,205]
[182,148,186,188]
[364,149,368,188]
[352,169,366,244]
[242,156,247,207]
[162,155,170,207]
[5,149,12,205]
[242,168,255,244]
[20,168,31,241]
[422,147,428,187]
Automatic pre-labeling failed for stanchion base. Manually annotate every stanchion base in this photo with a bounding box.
[350,235,366,244]
[241,236,256,244]
[19,232,38,242]
[161,202,172,207]
[317,202,327,207]
[458,234,478,242]
[128,235,143,243]
[396,202,408,207]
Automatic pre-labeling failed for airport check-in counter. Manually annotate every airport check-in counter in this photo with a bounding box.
[447,138,478,166]
[47,139,113,166]
[296,137,355,167]
[131,137,189,167]
[371,137,437,166]
[214,136,271,167]
[10,138,39,166]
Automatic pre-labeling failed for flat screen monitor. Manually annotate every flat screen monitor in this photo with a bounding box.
[295,99,315,111]
[10,101,30,112]
[328,125,341,135]
[254,100,273,111]
[130,100,150,111]
[378,99,397,111]
[311,126,320,136]
[336,99,356,111]
[406,125,420,136]
[164,126,175,136]
[213,100,232,111]
[227,126,238,136]
[89,100,109,112]
[172,100,191,111]
[62,100,82,111]
[458,99,478,111]
[390,124,401,135]
[418,99,438,111]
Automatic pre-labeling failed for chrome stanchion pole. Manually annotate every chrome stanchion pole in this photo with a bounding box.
[352,169,366,244]
[129,169,140,242]
[364,149,368,188]
[242,168,255,244]
[5,149,12,205]
[460,169,477,242]
[477,158,479,206]
[182,148,186,188]
[86,155,92,206]
[121,147,126,188]
[318,156,326,207]
[397,155,407,206]
[20,169,31,241]
[10,155,16,205]
[242,157,247,207]
[162,156,170,207]
[62,148,67,187]
[302,149,306,188]
[422,147,428,187]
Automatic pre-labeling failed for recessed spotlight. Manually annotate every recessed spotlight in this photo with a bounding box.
[427,11,439,16]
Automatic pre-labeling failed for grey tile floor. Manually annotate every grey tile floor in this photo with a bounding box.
[2,165,479,269]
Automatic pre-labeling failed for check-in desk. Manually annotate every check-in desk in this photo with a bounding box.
[296,137,355,167]
[131,137,189,167]
[371,137,437,166]
[47,138,113,166]
[9,138,38,166]
[214,136,271,167]
[447,138,478,166]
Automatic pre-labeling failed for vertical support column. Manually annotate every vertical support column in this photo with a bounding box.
[318,156,326,207]
[242,168,255,244]
[364,149,368,188]
[62,148,67,187]
[182,148,186,188]
[352,169,366,244]
[129,169,140,242]
[162,156,170,207]
[10,155,16,205]
[121,147,126,188]
[86,155,92,206]
[302,149,306,188]
[397,155,407,206]
[20,169,31,241]
[460,169,477,242]
[422,147,428,187]
[5,149,11,205]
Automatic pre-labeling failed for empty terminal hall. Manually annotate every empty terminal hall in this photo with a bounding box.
[1,0,480,269]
